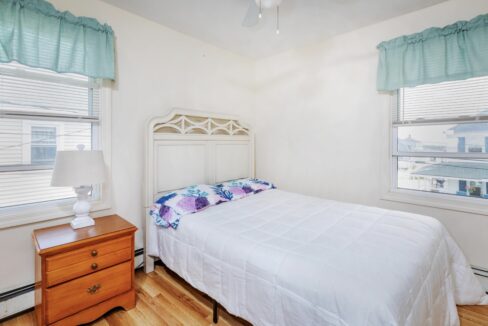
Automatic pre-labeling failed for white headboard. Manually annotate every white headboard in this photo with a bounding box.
[144,109,254,272]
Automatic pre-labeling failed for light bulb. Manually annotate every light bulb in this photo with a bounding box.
[259,12,262,19]
[276,29,280,35]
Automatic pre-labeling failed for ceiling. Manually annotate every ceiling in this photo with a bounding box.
[100,0,446,58]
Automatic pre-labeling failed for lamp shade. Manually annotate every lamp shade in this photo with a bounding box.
[51,149,106,187]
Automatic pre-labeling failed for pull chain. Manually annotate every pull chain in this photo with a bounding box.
[276,5,280,35]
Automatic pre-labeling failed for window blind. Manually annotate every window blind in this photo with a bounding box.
[0,62,101,208]
[0,62,100,121]
[394,76,488,124]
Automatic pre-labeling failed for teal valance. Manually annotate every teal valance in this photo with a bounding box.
[0,0,115,80]
[377,14,488,91]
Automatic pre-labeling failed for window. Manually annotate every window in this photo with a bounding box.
[31,126,58,165]
[391,76,488,201]
[0,62,105,210]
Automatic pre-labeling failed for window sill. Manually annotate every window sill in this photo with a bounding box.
[381,189,488,216]
[0,199,111,229]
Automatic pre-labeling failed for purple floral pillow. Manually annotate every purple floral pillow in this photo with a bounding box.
[150,185,227,229]
[150,180,276,229]
[213,178,275,201]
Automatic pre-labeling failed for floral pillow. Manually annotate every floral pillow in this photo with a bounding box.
[150,185,227,229]
[213,178,275,201]
[150,179,276,229]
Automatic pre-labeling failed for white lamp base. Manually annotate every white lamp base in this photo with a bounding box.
[71,185,95,229]
[70,216,95,229]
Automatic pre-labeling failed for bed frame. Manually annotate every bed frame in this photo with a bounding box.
[144,109,255,274]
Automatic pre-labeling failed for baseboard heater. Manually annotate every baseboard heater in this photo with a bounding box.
[1,257,487,303]
[473,266,488,279]
[0,248,145,303]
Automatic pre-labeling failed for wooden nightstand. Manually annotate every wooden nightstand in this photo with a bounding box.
[32,215,137,326]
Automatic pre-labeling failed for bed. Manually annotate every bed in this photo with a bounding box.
[144,110,487,326]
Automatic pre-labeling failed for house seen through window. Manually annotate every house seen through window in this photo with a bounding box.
[393,76,488,200]
[31,126,58,165]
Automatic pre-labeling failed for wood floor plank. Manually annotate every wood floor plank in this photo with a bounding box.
[459,306,488,326]
[153,266,249,326]
[133,288,174,326]
[1,266,487,325]
[153,293,206,326]
[155,266,213,307]
[91,319,110,326]
[153,266,250,326]
[149,271,210,320]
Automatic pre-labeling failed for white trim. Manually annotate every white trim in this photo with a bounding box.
[0,198,111,229]
[0,84,112,229]
[381,188,488,216]
[393,151,488,159]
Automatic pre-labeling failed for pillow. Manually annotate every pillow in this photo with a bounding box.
[150,184,227,229]
[150,180,276,229]
[214,178,275,201]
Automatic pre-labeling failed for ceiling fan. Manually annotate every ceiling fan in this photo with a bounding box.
[242,0,283,34]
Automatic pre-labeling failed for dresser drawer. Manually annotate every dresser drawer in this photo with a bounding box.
[46,246,132,287]
[45,261,132,324]
[46,235,131,272]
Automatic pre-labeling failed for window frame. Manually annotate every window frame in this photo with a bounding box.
[0,80,112,229]
[383,91,488,216]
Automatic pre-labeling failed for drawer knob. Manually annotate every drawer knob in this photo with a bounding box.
[91,250,98,257]
[91,263,98,270]
[87,284,101,294]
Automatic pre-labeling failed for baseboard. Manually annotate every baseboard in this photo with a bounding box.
[472,266,488,293]
[135,248,144,256]
[0,291,34,320]
[0,283,35,303]
[0,248,144,321]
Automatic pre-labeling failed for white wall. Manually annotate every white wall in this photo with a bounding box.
[254,0,488,271]
[0,0,255,306]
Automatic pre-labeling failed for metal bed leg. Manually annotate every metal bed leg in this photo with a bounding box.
[213,299,219,323]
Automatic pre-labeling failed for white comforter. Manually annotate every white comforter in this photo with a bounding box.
[149,189,487,326]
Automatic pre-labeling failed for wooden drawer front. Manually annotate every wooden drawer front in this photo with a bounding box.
[46,247,132,287]
[46,261,132,324]
[46,235,131,272]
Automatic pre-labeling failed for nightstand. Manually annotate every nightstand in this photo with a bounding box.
[32,215,137,326]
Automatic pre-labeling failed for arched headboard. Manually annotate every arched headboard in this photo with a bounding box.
[144,109,255,272]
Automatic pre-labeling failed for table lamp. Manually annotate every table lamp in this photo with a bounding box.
[51,144,106,229]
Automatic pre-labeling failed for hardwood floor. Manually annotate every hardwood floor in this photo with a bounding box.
[458,305,488,326]
[1,264,488,325]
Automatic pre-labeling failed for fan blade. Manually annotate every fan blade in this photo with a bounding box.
[242,0,259,27]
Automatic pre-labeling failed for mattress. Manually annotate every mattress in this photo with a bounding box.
[148,189,488,326]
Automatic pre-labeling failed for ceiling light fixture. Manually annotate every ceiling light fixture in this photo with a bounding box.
[242,0,283,35]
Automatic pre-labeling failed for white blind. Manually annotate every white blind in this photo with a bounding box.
[0,62,101,208]
[0,62,100,120]
[395,76,488,123]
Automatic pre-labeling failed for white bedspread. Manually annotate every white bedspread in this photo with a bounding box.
[149,189,487,326]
